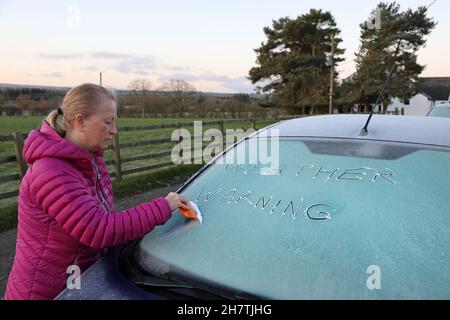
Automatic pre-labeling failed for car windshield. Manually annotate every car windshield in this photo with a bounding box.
[136,138,450,299]
[428,107,450,118]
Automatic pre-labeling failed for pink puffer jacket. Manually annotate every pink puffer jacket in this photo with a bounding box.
[4,121,173,300]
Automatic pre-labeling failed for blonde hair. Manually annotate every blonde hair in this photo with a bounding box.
[46,83,116,137]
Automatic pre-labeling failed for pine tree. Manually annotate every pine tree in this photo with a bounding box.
[350,2,435,112]
[249,9,344,114]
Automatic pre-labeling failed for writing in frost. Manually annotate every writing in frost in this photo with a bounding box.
[196,185,336,221]
[195,164,396,222]
[225,161,396,185]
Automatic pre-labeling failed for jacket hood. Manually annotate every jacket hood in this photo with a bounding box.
[23,121,104,176]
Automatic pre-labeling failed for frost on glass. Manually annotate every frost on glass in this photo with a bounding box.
[137,139,450,299]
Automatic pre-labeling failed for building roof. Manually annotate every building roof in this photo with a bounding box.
[418,77,450,101]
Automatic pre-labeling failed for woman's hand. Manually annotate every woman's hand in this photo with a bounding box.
[164,192,190,211]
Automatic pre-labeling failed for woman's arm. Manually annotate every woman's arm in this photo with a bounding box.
[29,160,173,249]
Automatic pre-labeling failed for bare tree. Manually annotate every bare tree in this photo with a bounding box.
[159,79,196,113]
[127,79,152,117]
[127,79,152,92]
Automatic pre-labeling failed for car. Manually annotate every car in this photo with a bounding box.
[57,114,450,300]
[427,103,450,118]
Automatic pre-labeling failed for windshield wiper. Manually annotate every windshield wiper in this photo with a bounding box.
[129,273,258,300]
[119,244,261,300]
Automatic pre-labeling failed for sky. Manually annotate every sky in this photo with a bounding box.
[0,0,449,93]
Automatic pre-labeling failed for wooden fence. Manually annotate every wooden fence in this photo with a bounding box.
[0,117,297,201]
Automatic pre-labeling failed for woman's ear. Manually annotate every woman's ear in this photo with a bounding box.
[73,114,86,131]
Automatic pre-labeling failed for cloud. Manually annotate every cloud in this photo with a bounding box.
[40,72,63,78]
[36,53,83,59]
[162,65,192,72]
[78,66,99,72]
[36,52,156,76]
[158,71,256,93]
[219,76,255,93]
[157,72,199,82]
[89,52,155,75]
[37,52,134,60]
[111,56,155,75]
[90,52,132,60]
[201,72,256,93]
[33,52,255,92]
[134,70,150,76]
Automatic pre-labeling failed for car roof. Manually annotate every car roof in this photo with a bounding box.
[255,114,450,148]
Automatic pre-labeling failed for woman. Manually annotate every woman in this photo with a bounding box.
[4,83,189,300]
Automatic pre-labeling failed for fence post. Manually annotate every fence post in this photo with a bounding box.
[251,119,256,130]
[12,132,27,179]
[112,133,122,180]
[219,120,225,150]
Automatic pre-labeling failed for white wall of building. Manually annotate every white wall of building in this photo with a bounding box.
[387,93,433,116]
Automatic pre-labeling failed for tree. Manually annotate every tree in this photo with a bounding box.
[248,9,344,114]
[158,79,196,113]
[127,79,152,92]
[127,79,152,117]
[234,93,251,103]
[16,94,32,112]
[349,2,435,112]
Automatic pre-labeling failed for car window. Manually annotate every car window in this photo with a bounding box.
[428,107,450,118]
[137,138,450,299]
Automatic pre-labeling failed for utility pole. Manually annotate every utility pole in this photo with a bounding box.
[100,72,103,86]
[328,35,335,114]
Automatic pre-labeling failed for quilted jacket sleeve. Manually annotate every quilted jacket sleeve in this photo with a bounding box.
[29,160,173,250]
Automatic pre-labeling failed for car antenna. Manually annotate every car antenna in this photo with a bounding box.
[360,39,401,136]
[360,0,437,135]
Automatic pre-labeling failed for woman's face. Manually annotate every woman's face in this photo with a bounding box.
[78,98,118,152]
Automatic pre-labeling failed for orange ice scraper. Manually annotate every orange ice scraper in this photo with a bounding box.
[178,201,203,224]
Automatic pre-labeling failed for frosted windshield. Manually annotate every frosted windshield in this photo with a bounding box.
[137,138,450,299]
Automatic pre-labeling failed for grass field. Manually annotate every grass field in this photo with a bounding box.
[0,116,276,206]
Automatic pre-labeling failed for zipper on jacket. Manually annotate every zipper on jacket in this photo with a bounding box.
[92,154,111,212]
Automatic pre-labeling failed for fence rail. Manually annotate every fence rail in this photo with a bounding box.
[0,116,290,201]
